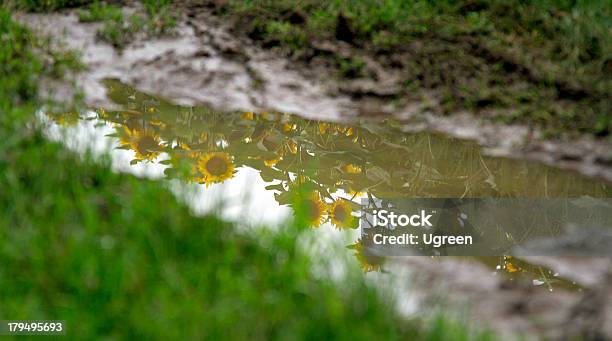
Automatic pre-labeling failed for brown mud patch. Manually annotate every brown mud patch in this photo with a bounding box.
[390,256,612,340]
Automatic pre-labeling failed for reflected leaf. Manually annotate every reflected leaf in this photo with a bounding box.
[365,166,391,185]
[265,184,285,192]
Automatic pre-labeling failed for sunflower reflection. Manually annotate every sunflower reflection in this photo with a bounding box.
[350,239,382,273]
[197,152,235,185]
[329,200,355,229]
[119,127,162,161]
[302,192,327,227]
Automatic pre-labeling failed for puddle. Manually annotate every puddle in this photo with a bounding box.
[42,80,611,290]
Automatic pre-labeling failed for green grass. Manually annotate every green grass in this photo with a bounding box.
[423,315,495,341]
[77,1,122,22]
[0,7,497,339]
[0,138,410,339]
[224,0,611,137]
[13,0,91,11]
[77,2,142,48]
[76,1,176,48]
[10,0,175,48]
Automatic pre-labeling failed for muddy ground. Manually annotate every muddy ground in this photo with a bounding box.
[390,257,612,340]
[17,6,612,340]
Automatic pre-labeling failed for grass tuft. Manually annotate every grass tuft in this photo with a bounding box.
[76,1,176,48]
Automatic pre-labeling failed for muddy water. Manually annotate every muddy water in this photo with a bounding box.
[44,80,610,290]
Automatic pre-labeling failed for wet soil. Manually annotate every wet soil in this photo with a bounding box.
[390,256,612,340]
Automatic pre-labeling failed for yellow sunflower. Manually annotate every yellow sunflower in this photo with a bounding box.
[197,152,235,184]
[190,173,208,184]
[301,193,327,227]
[351,240,381,272]
[119,127,161,161]
[329,200,354,229]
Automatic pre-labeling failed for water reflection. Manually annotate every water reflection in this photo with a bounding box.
[45,80,610,283]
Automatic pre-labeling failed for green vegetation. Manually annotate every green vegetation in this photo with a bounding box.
[15,0,90,11]
[10,0,175,48]
[424,315,495,341]
[0,7,497,339]
[77,1,176,48]
[85,5,146,48]
[224,0,611,137]
[77,1,122,22]
[338,56,366,78]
